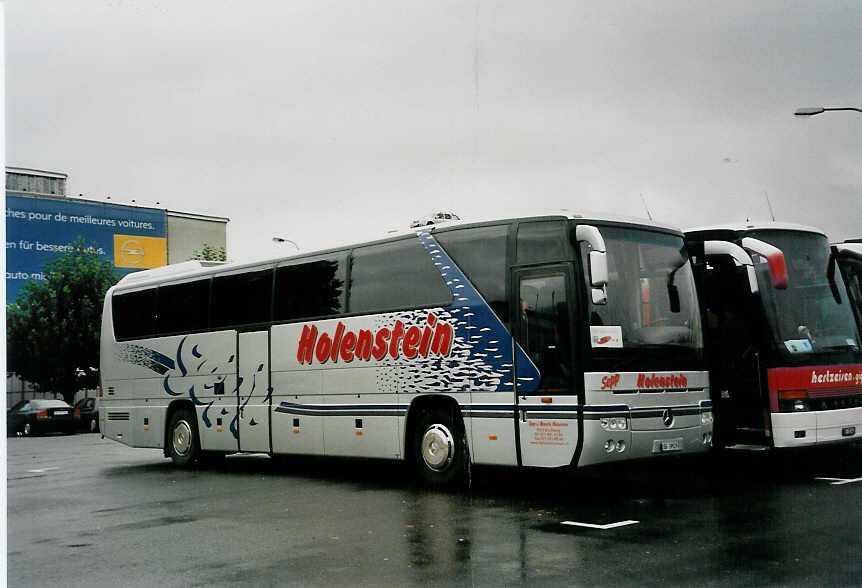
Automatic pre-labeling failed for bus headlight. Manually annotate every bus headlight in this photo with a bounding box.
[778,390,809,413]
[600,417,628,431]
[701,410,713,425]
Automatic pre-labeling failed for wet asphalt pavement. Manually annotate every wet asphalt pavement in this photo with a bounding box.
[7,434,862,587]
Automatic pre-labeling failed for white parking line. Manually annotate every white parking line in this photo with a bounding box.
[815,477,862,486]
[561,520,639,530]
[26,467,59,474]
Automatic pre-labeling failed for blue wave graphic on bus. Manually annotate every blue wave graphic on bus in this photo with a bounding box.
[119,336,238,438]
[416,231,540,393]
[116,344,175,375]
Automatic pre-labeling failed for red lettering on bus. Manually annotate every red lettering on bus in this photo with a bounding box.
[372,328,390,360]
[431,321,453,356]
[419,325,433,356]
[356,329,373,361]
[340,330,357,362]
[297,325,317,365]
[636,373,688,389]
[403,326,422,359]
[601,373,620,390]
[297,314,455,366]
[389,320,405,359]
[330,321,345,363]
[315,333,332,364]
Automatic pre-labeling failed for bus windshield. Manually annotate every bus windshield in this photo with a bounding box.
[581,227,704,372]
[750,230,860,359]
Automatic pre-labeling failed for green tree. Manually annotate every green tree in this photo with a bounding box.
[189,243,227,261]
[7,238,120,404]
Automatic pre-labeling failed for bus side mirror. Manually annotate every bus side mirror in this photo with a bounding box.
[741,237,789,290]
[576,225,608,305]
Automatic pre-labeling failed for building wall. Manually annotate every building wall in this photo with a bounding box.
[6,373,59,405]
[167,213,228,263]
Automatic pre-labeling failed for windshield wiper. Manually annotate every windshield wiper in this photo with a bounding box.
[818,344,859,352]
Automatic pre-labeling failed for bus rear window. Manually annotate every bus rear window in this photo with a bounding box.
[113,288,157,340]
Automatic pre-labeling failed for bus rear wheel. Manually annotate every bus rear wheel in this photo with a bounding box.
[412,409,470,488]
[167,408,200,467]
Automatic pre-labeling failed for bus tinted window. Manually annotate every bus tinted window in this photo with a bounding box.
[157,279,209,335]
[113,288,157,340]
[517,221,568,265]
[436,225,509,324]
[211,269,273,328]
[349,239,452,314]
[274,257,345,321]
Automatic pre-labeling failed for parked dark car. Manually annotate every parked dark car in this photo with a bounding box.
[7,399,80,436]
[74,397,100,433]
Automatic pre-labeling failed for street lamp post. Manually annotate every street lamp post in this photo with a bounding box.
[272,237,300,251]
[795,106,862,116]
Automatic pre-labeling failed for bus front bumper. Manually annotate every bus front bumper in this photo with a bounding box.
[578,421,712,467]
[772,407,862,447]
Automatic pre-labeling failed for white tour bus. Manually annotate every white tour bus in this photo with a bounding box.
[100,214,713,486]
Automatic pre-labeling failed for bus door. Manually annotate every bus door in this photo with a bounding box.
[513,266,580,467]
[699,257,766,444]
[237,329,271,453]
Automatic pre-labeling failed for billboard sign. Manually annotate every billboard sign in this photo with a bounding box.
[5,194,168,303]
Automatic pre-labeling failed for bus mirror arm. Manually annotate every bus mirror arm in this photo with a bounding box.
[703,240,759,294]
[740,237,789,290]
[576,225,608,305]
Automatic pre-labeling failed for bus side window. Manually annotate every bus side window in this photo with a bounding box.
[516,221,567,265]
[348,239,451,315]
[157,279,210,335]
[211,269,273,329]
[436,224,509,325]
[274,257,345,321]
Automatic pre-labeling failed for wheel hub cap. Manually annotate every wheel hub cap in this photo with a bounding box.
[421,424,455,471]
[173,421,192,456]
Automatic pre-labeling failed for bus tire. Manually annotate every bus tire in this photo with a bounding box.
[167,408,200,467]
[412,408,470,488]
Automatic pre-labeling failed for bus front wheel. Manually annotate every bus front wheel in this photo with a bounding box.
[167,408,200,467]
[412,409,470,488]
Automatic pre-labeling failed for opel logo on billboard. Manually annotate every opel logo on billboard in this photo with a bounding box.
[662,408,674,428]
[118,238,146,266]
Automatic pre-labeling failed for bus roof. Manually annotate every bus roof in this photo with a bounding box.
[834,242,862,258]
[112,212,683,293]
[685,221,827,239]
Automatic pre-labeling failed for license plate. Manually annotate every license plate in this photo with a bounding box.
[54,410,68,415]
[660,438,681,452]
[842,426,856,437]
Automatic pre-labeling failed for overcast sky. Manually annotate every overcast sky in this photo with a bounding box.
[7,1,862,260]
